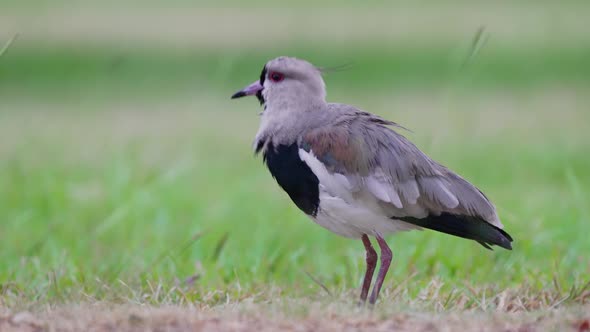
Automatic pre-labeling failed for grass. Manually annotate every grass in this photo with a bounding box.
[0,34,17,58]
[1,2,590,330]
[1,91,589,308]
[1,45,590,101]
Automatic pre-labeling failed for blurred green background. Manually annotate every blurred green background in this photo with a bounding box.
[1,1,589,306]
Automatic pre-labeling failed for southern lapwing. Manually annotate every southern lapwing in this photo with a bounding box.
[231,56,513,305]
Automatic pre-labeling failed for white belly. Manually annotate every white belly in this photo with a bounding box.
[310,190,419,239]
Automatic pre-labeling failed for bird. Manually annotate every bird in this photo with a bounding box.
[231,56,513,305]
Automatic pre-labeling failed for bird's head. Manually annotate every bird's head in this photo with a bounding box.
[231,56,326,109]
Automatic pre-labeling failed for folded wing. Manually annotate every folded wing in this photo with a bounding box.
[299,106,513,250]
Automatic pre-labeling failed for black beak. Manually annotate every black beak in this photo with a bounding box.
[231,91,247,99]
[230,80,263,100]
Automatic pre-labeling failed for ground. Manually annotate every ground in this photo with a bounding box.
[2,303,590,331]
[0,1,589,331]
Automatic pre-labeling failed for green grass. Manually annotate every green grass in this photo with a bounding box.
[1,87,589,310]
[1,45,589,101]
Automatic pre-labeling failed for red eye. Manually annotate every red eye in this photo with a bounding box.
[268,71,284,82]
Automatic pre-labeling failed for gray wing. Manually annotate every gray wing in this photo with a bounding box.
[300,104,513,249]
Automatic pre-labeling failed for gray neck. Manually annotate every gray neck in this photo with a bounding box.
[254,98,328,151]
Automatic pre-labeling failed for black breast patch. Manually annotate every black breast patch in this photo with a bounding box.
[263,143,320,216]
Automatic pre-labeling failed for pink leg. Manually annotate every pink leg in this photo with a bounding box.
[368,233,393,305]
[360,234,377,303]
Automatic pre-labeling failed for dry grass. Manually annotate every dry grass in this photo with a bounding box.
[3,278,590,331]
[1,291,590,332]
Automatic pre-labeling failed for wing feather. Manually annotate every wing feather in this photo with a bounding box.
[300,106,505,229]
[417,177,459,209]
[366,170,404,209]
[365,176,390,203]
[298,105,511,249]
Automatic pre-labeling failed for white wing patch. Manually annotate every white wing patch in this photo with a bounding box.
[298,149,354,202]
[300,149,406,209]
[298,148,420,238]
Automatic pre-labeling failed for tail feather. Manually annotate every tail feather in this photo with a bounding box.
[399,213,513,250]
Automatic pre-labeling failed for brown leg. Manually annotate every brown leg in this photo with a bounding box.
[359,234,378,303]
[368,233,392,305]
